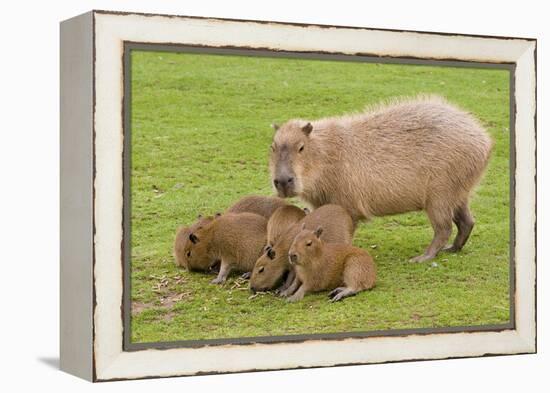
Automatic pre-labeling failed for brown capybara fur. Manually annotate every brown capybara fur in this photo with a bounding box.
[174,195,286,269]
[287,227,376,302]
[270,96,493,262]
[226,195,288,219]
[266,205,307,248]
[185,212,268,284]
[249,204,354,293]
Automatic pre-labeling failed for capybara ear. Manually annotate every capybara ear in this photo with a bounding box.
[264,244,272,253]
[301,122,313,136]
[215,212,222,218]
[303,207,310,214]
[197,214,203,219]
[271,123,279,131]
[267,248,276,260]
[314,227,323,238]
[189,233,199,244]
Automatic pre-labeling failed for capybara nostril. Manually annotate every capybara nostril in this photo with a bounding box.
[287,177,294,184]
[273,179,280,187]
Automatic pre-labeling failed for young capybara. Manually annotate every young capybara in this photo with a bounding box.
[174,195,286,269]
[184,212,268,284]
[174,215,215,270]
[266,205,307,248]
[287,227,376,302]
[249,204,354,293]
[269,96,493,262]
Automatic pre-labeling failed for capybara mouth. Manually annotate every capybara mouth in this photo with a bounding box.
[276,187,297,198]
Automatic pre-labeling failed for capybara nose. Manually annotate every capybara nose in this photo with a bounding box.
[274,176,294,189]
[289,253,298,264]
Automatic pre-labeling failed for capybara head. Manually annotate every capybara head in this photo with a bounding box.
[288,226,323,266]
[181,217,219,272]
[249,243,289,292]
[269,121,316,198]
[174,215,214,269]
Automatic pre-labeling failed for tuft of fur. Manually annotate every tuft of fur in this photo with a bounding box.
[286,228,376,302]
[185,212,267,284]
[270,96,493,262]
[174,195,286,269]
[249,204,354,292]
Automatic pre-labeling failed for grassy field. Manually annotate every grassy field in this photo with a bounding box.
[130,50,511,343]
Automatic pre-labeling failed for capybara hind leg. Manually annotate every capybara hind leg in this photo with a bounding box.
[444,203,475,252]
[329,287,358,302]
[410,205,453,263]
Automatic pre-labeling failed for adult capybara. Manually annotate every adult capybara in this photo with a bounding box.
[270,96,493,262]
[174,195,286,269]
[184,212,268,284]
[287,227,376,302]
[249,204,354,293]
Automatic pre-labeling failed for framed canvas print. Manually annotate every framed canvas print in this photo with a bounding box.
[60,10,537,381]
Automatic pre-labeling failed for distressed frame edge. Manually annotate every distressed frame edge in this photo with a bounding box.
[90,11,537,381]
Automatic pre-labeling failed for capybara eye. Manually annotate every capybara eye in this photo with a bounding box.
[259,266,265,273]
[298,144,304,153]
[186,251,191,257]
[306,241,312,246]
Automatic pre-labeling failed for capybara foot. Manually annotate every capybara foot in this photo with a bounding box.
[329,287,357,302]
[210,276,226,285]
[442,244,460,253]
[409,253,436,263]
[278,287,294,298]
[286,291,304,303]
[328,287,347,298]
[241,272,251,280]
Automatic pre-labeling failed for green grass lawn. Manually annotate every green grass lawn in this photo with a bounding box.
[130,50,511,343]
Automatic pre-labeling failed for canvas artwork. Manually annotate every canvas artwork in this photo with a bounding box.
[59,11,536,381]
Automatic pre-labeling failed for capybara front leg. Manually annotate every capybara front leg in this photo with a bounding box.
[444,202,475,252]
[211,261,232,284]
[286,284,306,303]
[276,269,295,294]
[240,272,251,280]
[279,275,300,298]
[410,206,452,263]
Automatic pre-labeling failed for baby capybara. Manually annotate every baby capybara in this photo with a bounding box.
[269,96,493,262]
[249,204,354,293]
[174,195,286,269]
[266,205,307,249]
[287,227,376,302]
[184,212,267,284]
